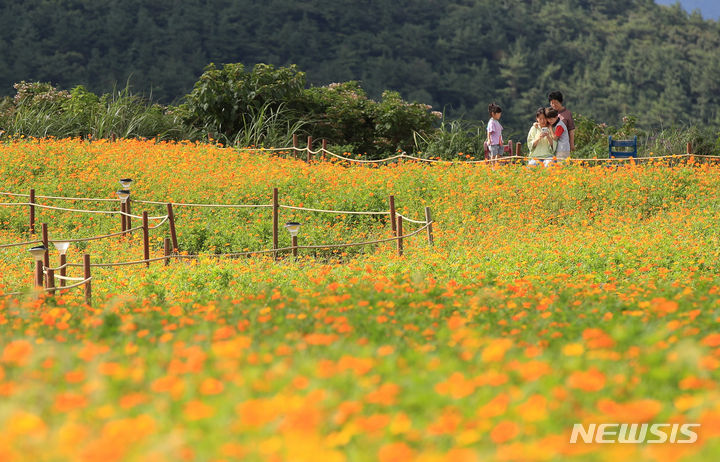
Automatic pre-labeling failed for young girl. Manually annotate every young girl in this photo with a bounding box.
[544,107,570,161]
[486,103,503,161]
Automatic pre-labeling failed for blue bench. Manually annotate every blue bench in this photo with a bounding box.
[608,135,637,159]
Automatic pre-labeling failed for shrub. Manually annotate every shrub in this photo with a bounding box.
[295,82,436,157]
[179,63,306,142]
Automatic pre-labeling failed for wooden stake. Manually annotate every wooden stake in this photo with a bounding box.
[142,211,150,267]
[120,200,127,234]
[41,223,49,286]
[272,188,279,260]
[83,254,91,306]
[425,206,434,245]
[29,189,35,234]
[59,254,67,288]
[516,142,522,156]
[126,196,132,231]
[164,237,171,266]
[34,260,43,288]
[396,215,404,257]
[389,195,397,236]
[292,235,298,259]
[167,203,178,251]
[47,268,55,294]
[686,142,692,155]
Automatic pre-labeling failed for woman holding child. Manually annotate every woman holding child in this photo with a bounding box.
[544,107,571,161]
[527,107,555,167]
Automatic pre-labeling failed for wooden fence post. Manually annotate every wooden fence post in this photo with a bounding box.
[686,142,692,155]
[41,223,49,286]
[120,200,127,235]
[126,195,132,231]
[34,259,43,288]
[142,211,150,267]
[272,188,279,260]
[29,189,36,234]
[83,253,91,306]
[292,235,298,259]
[164,237,171,266]
[167,203,178,252]
[396,215,404,257]
[389,195,397,236]
[425,206,434,245]
[322,139,327,161]
[47,268,55,294]
[59,253,67,288]
[516,142,522,156]
[307,136,313,163]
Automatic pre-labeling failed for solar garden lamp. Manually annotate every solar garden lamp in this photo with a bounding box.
[285,222,301,258]
[117,189,131,203]
[117,189,131,233]
[28,244,46,288]
[119,178,133,189]
[53,241,71,288]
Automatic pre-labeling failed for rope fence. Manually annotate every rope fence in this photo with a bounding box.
[0,186,435,304]
[258,136,719,165]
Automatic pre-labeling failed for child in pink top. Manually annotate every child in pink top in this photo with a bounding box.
[486,103,503,160]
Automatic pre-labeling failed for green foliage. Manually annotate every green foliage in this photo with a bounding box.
[180,63,306,142]
[295,82,436,157]
[413,116,486,160]
[0,81,196,141]
[574,113,720,158]
[373,90,436,155]
[298,82,375,155]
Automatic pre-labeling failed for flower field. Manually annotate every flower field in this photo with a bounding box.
[1,139,719,461]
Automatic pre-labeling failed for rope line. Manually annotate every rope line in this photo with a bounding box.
[67,255,170,268]
[251,144,720,164]
[133,199,273,208]
[53,275,87,282]
[63,221,433,267]
[0,191,118,202]
[149,216,169,229]
[48,277,91,290]
[0,239,43,249]
[297,222,432,250]
[46,225,144,244]
[44,263,69,272]
[279,204,389,215]
[0,290,24,297]
[0,277,91,297]
[396,213,428,225]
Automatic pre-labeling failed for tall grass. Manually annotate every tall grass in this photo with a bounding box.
[413,117,486,160]
[0,83,199,142]
[226,102,308,148]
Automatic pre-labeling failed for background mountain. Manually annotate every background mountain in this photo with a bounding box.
[1,0,720,134]
[655,0,720,19]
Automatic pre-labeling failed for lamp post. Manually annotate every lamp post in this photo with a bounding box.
[119,178,133,231]
[285,222,301,259]
[117,189,131,234]
[28,245,46,289]
[53,241,70,288]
